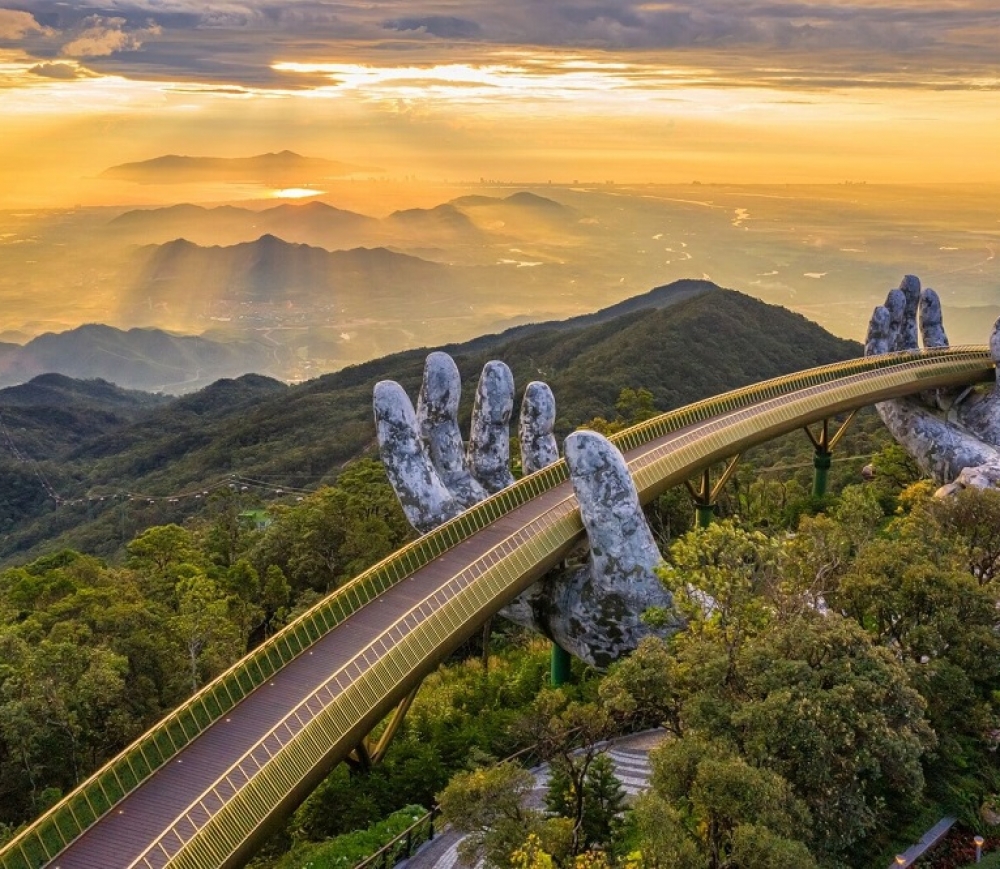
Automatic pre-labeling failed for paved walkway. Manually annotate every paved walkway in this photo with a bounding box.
[399,729,666,869]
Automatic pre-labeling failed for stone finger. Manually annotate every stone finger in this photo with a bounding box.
[899,274,921,350]
[416,352,487,508]
[518,381,559,474]
[559,430,679,667]
[865,305,891,356]
[374,380,462,534]
[884,288,906,352]
[955,317,1000,444]
[467,360,516,493]
[919,288,948,348]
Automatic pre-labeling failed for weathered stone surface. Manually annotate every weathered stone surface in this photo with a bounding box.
[920,288,948,348]
[899,274,921,350]
[467,361,516,494]
[373,380,462,533]
[865,305,891,358]
[885,289,907,352]
[958,319,1000,446]
[417,351,487,508]
[559,430,680,667]
[868,280,1000,494]
[519,381,559,475]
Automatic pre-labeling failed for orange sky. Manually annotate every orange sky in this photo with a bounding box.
[1,2,999,208]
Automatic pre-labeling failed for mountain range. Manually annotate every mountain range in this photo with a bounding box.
[0,280,862,564]
[100,151,377,185]
[0,324,283,392]
[105,191,579,250]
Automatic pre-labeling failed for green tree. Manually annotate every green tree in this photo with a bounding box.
[645,736,813,869]
[261,564,292,637]
[520,691,616,855]
[579,752,626,850]
[225,558,263,647]
[126,524,202,603]
[599,636,683,736]
[170,573,240,691]
[438,761,552,868]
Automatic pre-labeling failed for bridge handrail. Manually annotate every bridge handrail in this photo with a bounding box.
[1,346,993,869]
[609,346,992,454]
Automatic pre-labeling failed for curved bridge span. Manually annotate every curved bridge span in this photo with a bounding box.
[2,348,994,869]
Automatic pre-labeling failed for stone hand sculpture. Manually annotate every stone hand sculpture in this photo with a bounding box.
[866,274,1000,494]
[373,351,680,668]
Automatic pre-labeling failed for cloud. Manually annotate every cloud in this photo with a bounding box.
[0,8,52,39]
[29,61,97,79]
[384,16,482,39]
[5,1,999,93]
[60,15,162,58]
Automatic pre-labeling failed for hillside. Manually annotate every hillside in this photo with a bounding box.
[0,282,861,563]
[105,192,575,248]
[0,324,285,392]
[119,235,459,330]
[107,201,379,248]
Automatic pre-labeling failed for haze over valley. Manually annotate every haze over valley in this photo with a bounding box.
[2,167,997,391]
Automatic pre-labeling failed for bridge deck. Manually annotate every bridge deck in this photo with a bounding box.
[51,484,578,868]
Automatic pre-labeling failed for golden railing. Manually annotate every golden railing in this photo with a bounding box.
[0,347,993,869]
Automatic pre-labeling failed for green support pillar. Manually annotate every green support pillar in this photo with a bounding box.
[696,502,715,528]
[812,449,832,498]
[550,643,572,687]
[687,461,740,530]
[804,412,857,501]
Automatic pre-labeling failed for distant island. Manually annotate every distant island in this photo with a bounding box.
[100,150,380,185]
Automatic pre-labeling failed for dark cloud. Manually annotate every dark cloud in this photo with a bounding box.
[383,16,481,39]
[2,1,997,89]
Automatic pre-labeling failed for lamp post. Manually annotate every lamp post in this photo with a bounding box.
[894,856,907,868]
[975,835,985,863]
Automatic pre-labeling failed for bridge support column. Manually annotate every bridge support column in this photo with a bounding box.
[803,411,857,499]
[813,450,832,498]
[551,643,572,686]
[686,458,741,529]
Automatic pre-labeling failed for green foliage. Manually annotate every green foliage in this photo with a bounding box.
[623,514,944,866]
[599,637,682,735]
[250,461,411,596]
[1,287,861,564]
[438,761,545,868]
[270,804,428,869]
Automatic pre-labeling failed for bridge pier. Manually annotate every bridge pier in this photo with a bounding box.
[686,458,741,528]
[804,411,857,499]
[551,643,572,686]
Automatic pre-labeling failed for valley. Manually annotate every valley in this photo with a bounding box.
[1,180,997,392]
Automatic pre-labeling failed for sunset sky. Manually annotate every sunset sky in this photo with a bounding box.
[1,1,999,208]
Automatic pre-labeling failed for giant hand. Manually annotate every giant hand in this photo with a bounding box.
[866,275,1000,494]
[373,352,680,668]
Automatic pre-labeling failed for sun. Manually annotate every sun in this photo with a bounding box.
[271,187,325,199]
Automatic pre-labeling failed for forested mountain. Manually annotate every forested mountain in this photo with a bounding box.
[119,236,457,330]
[0,281,860,564]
